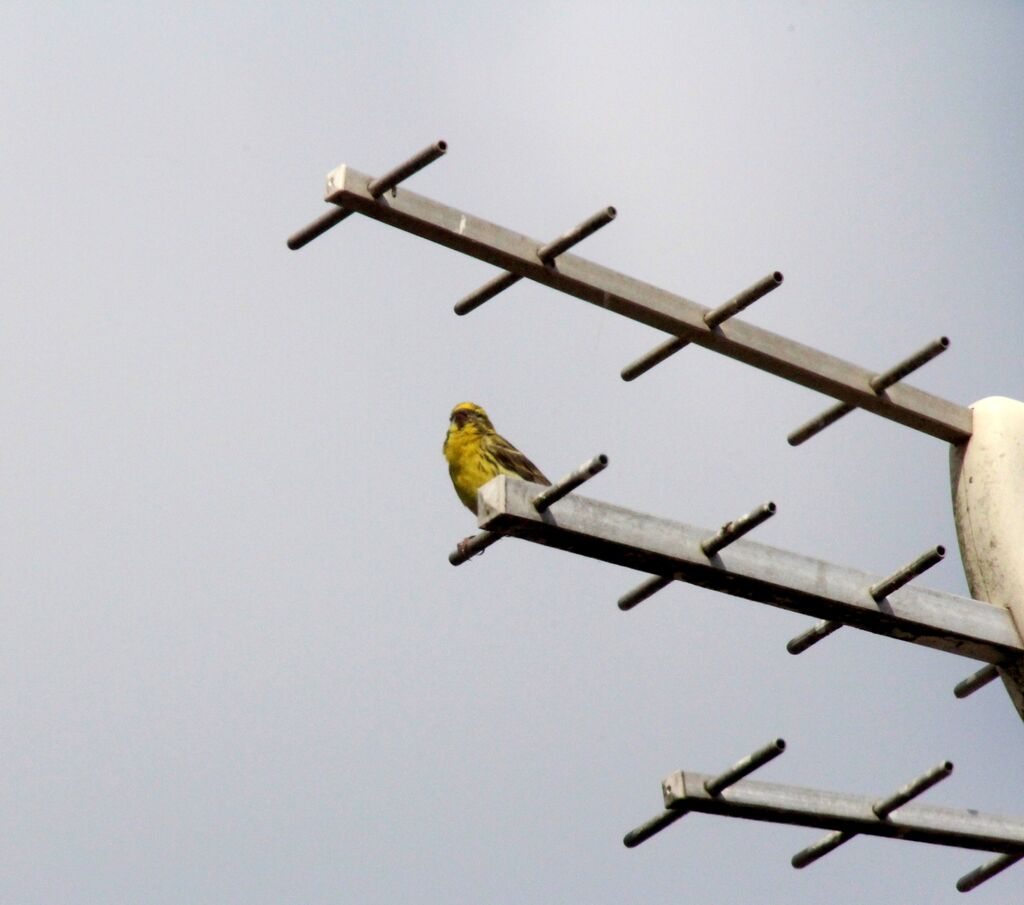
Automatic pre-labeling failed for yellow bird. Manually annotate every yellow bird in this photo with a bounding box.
[444,402,550,513]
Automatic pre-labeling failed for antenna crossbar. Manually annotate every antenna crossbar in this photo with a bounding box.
[657,770,1024,855]
[627,745,1024,891]
[474,476,1023,665]
[323,164,971,443]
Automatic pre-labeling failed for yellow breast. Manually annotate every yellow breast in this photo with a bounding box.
[444,425,498,512]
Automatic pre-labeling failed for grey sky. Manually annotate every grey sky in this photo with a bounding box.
[3,3,1023,903]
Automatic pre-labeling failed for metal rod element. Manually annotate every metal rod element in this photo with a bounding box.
[955,663,1001,699]
[287,207,353,250]
[873,761,953,820]
[619,499,776,611]
[620,337,688,381]
[618,574,673,611]
[287,140,447,250]
[793,762,953,869]
[870,546,946,600]
[787,402,855,447]
[448,529,502,566]
[869,336,950,393]
[455,208,616,315]
[704,738,786,796]
[788,337,951,446]
[532,454,609,513]
[622,807,689,848]
[365,140,448,198]
[620,272,783,381]
[454,272,522,315]
[704,271,784,329]
[789,546,945,654]
[623,739,784,849]
[957,852,1024,893]
[787,618,844,655]
[536,207,616,263]
[792,830,854,868]
[701,502,777,558]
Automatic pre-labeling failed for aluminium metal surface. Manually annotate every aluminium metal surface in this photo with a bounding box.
[660,770,1024,855]
[323,165,972,444]
[475,476,1023,664]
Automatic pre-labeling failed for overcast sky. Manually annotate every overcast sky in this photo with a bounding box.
[4,3,1024,903]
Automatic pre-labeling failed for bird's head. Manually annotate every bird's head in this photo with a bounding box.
[448,402,495,436]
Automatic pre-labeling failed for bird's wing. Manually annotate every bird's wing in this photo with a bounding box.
[491,435,550,485]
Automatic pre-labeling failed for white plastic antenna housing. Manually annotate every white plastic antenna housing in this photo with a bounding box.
[950,396,1024,716]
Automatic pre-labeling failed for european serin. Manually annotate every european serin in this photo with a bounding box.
[444,402,550,513]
